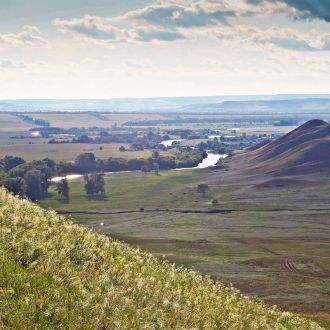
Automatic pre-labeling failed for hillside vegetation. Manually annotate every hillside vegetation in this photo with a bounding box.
[0,188,322,329]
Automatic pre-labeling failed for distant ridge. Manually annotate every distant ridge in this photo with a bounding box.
[246,119,330,175]
[1,96,330,113]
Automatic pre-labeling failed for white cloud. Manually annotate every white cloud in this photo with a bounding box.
[51,1,330,51]
[118,2,236,28]
[53,16,132,43]
[0,59,27,69]
[0,25,47,47]
[53,15,188,44]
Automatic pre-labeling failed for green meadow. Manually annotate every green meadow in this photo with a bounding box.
[40,168,330,327]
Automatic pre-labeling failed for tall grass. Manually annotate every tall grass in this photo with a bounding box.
[0,188,322,329]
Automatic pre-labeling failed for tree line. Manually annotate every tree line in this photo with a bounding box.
[0,149,206,202]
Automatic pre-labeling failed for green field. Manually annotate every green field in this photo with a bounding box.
[0,189,322,329]
[40,167,330,327]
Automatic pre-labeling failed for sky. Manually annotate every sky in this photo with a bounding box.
[0,0,330,98]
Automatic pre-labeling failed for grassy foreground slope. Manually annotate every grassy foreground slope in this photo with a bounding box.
[0,189,322,329]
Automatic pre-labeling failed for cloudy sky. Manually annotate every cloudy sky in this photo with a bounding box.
[1,0,330,98]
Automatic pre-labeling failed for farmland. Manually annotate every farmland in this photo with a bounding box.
[0,139,170,162]
[0,114,35,132]
[1,111,330,327]
[0,111,296,162]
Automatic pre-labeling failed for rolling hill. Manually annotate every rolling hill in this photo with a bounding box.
[0,188,321,329]
[245,119,330,176]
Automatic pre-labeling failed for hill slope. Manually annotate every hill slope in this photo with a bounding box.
[246,119,330,175]
[0,189,322,329]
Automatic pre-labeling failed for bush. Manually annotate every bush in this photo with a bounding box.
[141,165,151,172]
[212,199,219,206]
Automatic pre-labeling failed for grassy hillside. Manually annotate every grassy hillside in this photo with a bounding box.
[245,119,330,175]
[0,189,322,329]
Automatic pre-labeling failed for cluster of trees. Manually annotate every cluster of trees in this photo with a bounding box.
[130,131,162,150]
[17,115,50,127]
[73,150,205,174]
[198,140,228,154]
[71,132,138,144]
[30,127,66,138]
[54,173,106,201]
[0,156,56,201]
[163,128,216,140]
[84,173,106,199]
[48,130,163,152]
[0,148,207,201]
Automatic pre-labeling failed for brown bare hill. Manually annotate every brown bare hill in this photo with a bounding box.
[245,119,330,175]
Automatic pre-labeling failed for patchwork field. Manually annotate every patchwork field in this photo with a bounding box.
[101,113,171,126]
[0,114,35,132]
[21,112,172,128]
[24,113,114,129]
[0,140,171,162]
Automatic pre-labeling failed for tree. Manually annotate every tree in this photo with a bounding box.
[212,199,219,206]
[119,146,126,152]
[75,153,97,173]
[152,150,160,159]
[76,134,93,143]
[162,134,170,140]
[84,173,106,199]
[4,177,25,195]
[55,179,69,200]
[197,184,209,197]
[4,156,26,172]
[24,170,43,201]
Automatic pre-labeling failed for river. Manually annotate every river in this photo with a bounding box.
[51,152,228,182]
[160,139,182,147]
[174,153,227,171]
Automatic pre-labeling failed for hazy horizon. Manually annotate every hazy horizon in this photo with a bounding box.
[2,93,330,101]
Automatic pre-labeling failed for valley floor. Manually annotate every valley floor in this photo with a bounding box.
[40,160,330,327]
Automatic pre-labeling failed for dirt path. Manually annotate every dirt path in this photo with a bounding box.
[57,207,330,216]
[284,257,297,273]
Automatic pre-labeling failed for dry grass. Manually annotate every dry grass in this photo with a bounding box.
[0,141,171,162]
[0,188,322,329]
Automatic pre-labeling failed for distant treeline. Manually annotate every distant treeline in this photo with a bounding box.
[124,117,291,126]
[17,115,50,127]
[50,131,163,150]
[273,119,298,126]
